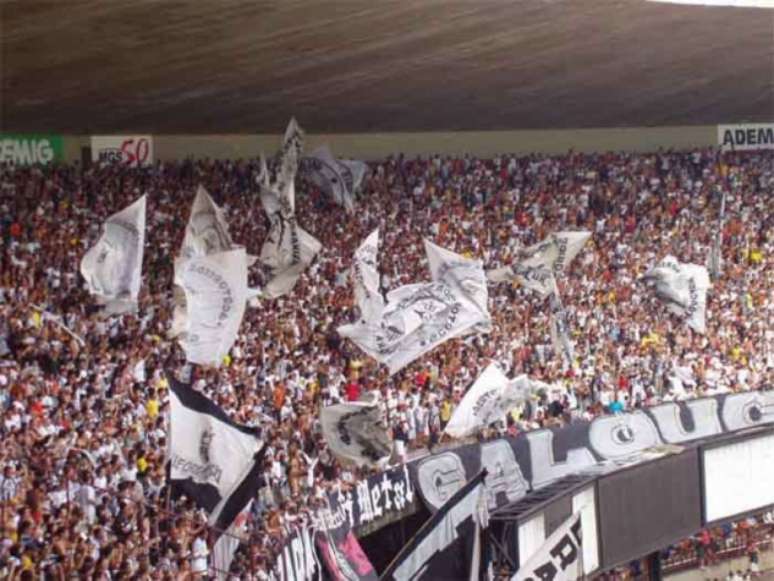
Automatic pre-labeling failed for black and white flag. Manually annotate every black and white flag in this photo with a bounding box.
[512,512,583,581]
[549,292,575,369]
[380,470,489,581]
[487,231,591,297]
[181,186,238,260]
[644,255,711,334]
[306,145,368,212]
[173,186,255,337]
[320,396,392,468]
[259,119,322,298]
[211,500,252,581]
[80,195,146,315]
[339,236,490,375]
[168,376,265,533]
[445,363,542,438]
[174,247,248,366]
[708,189,726,279]
[276,117,305,194]
[351,229,384,322]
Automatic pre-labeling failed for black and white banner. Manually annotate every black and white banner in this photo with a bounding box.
[718,123,774,151]
[321,397,392,468]
[512,512,583,581]
[339,236,490,375]
[381,470,488,581]
[268,467,415,581]
[320,465,417,533]
[168,376,265,533]
[412,392,774,514]
[643,255,710,333]
[80,194,146,315]
[174,247,248,366]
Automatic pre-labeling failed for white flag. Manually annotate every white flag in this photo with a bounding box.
[549,292,575,369]
[173,185,256,327]
[212,501,252,581]
[644,255,711,333]
[80,195,146,314]
[169,377,264,531]
[340,158,369,193]
[320,398,392,467]
[276,117,304,194]
[175,248,248,366]
[444,363,511,438]
[259,120,321,298]
[339,238,490,375]
[306,145,356,212]
[425,239,491,332]
[351,228,384,321]
[259,185,322,298]
[487,231,591,296]
[708,190,726,279]
[445,364,537,438]
[181,185,243,260]
[513,512,583,581]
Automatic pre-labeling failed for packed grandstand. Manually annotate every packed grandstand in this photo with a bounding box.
[0,143,772,580]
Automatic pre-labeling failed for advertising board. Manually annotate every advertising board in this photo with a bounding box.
[0,133,63,165]
[703,430,774,523]
[91,135,154,166]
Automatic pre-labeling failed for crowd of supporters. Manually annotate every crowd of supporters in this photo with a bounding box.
[0,146,772,579]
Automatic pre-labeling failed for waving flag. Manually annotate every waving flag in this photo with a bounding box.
[173,186,256,332]
[339,236,490,375]
[445,364,541,438]
[258,119,322,297]
[168,375,264,561]
[351,229,385,321]
[644,255,711,333]
[80,195,146,315]
[306,145,369,212]
[320,397,392,467]
[487,231,591,296]
[175,248,248,365]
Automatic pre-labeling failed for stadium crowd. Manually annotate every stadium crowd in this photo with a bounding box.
[0,146,772,579]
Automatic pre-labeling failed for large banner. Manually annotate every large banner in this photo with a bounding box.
[513,512,583,581]
[91,135,154,166]
[411,391,774,514]
[0,133,63,165]
[718,123,774,151]
[381,470,488,581]
[265,466,415,581]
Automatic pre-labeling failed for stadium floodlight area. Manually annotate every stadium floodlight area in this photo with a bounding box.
[648,0,774,7]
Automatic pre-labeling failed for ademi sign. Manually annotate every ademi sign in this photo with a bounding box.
[91,135,153,167]
[718,123,774,151]
[0,134,63,165]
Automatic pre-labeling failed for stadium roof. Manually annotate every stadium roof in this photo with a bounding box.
[1,0,772,133]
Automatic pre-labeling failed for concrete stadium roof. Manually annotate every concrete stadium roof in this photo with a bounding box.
[1,0,773,133]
